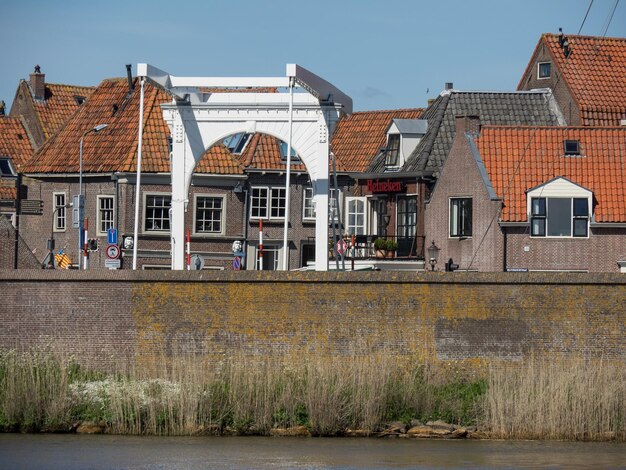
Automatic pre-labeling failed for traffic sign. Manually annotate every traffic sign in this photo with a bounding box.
[336,239,348,254]
[233,256,242,271]
[190,254,204,270]
[107,228,118,245]
[105,244,120,259]
[105,259,121,270]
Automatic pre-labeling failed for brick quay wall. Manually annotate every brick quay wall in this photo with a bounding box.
[1,270,624,367]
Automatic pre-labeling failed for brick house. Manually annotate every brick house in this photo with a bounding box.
[9,66,94,149]
[518,32,626,126]
[331,108,427,265]
[19,76,250,270]
[366,87,565,268]
[425,117,626,273]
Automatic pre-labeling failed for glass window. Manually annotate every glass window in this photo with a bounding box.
[538,62,551,79]
[223,133,252,154]
[449,198,472,237]
[195,196,223,234]
[250,187,285,220]
[531,197,589,237]
[0,158,15,177]
[270,188,286,219]
[303,187,315,220]
[345,197,367,235]
[250,187,268,219]
[385,134,401,166]
[279,141,301,163]
[257,245,279,271]
[97,196,114,235]
[564,140,580,155]
[144,194,171,232]
[53,193,66,231]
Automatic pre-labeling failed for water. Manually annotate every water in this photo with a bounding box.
[1,434,625,469]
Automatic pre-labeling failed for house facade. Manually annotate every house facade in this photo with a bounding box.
[518,32,626,126]
[426,117,626,273]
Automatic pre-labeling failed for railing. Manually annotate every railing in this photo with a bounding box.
[329,235,426,260]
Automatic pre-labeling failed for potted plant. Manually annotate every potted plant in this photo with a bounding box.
[385,239,398,258]
[374,238,387,258]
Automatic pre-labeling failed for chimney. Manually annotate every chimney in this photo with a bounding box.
[0,100,5,116]
[126,64,134,95]
[29,65,46,101]
[445,82,454,91]
[455,115,480,134]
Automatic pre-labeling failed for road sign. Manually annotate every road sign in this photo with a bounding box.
[105,258,121,270]
[107,228,118,245]
[233,256,242,271]
[336,239,348,254]
[105,244,120,259]
[190,254,204,270]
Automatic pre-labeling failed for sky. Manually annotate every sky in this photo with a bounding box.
[1,0,625,112]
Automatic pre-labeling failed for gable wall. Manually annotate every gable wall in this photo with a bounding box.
[518,40,581,125]
[425,117,504,271]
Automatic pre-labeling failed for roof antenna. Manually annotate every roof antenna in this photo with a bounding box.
[125,64,134,95]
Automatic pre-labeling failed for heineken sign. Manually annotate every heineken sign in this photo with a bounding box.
[367,179,405,193]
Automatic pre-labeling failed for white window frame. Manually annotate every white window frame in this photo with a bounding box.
[53,192,67,232]
[302,187,316,221]
[193,194,226,236]
[345,196,367,236]
[537,61,551,79]
[96,195,115,236]
[0,157,16,177]
[250,186,285,221]
[449,197,472,238]
[143,192,171,234]
[530,197,589,238]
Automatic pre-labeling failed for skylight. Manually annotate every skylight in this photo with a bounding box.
[223,133,251,154]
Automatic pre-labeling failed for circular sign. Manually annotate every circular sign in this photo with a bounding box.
[189,254,205,270]
[336,239,348,254]
[105,244,120,259]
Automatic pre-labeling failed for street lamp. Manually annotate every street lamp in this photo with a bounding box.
[428,240,440,271]
[45,202,73,268]
[78,124,107,269]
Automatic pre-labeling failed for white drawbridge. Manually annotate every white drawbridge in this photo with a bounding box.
[136,63,352,271]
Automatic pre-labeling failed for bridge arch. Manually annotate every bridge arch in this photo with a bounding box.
[138,64,352,270]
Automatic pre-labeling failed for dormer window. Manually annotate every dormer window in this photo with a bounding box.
[74,95,86,106]
[564,140,580,155]
[279,141,301,163]
[223,133,252,154]
[0,157,16,177]
[531,197,588,237]
[384,134,401,167]
[538,62,551,79]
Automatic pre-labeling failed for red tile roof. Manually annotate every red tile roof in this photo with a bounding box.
[237,133,307,172]
[22,78,243,175]
[0,184,16,200]
[520,33,626,126]
[331,108,423,172]
[0,116,34,169]
[33,83,95,139]
[476,126,626,223]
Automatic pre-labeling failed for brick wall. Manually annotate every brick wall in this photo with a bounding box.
[1,270,624,368]
[425,116,504,271]
[518,40,580,125]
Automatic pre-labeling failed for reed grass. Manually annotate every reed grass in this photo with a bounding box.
[1,350,622,441]
[483,357,626,441]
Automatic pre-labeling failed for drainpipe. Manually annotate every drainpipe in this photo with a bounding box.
[503,226,508,272]
[242,183,249,270]
[13,173,22,269]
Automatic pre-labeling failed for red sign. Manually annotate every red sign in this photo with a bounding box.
[367,179,404,193]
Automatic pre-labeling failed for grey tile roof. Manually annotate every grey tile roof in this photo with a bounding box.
[369,90,564,175]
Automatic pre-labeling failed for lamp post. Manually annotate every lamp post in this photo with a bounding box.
[46,202,72,268]
[78,124,107,269]
[428,240,440,271]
